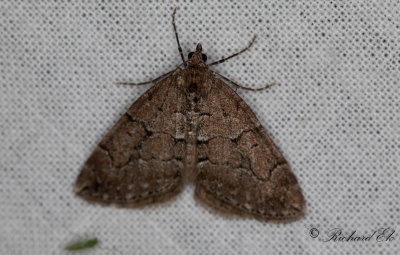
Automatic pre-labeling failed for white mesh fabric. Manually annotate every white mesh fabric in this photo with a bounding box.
[1,1,399,254]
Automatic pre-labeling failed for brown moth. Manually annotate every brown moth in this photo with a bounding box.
[75,8,306,222]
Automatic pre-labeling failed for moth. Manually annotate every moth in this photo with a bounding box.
[75,8,306,222]
[65,238,98,251]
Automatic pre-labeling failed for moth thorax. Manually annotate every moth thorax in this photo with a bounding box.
[183,70,205,94]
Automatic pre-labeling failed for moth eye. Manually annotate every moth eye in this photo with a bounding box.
[202,54,207,62]
[188,52,194,59]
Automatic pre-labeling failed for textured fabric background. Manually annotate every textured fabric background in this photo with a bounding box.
[1,1,399,254]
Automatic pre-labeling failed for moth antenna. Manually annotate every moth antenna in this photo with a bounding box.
[114,64,183,86]
[172,7,186,66]
[208,34,257,67]
[212,71,276,92]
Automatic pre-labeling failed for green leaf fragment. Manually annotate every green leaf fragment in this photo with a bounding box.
[65,238,98,251]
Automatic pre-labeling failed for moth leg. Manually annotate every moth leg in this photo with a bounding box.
[172,7,186,65]
[208,34,257,67]
[114,64,183,86]
[212,71,276,92]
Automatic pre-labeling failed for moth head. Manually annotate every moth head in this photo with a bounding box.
[187,43,207,66]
